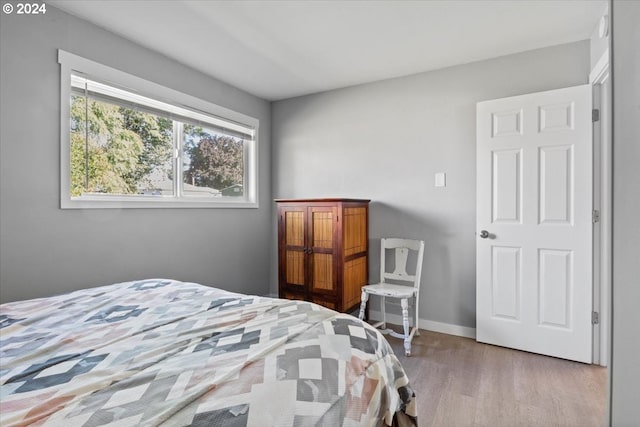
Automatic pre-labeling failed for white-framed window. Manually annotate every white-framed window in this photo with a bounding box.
[58,50,259,209]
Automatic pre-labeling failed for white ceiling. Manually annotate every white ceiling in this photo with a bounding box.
[49,0,606,101]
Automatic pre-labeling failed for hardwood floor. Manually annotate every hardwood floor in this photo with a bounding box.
[386,330,608,427]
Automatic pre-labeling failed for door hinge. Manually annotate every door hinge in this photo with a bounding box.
[592,109,600,122]
[592,311,600,325]
[593,209,600,223]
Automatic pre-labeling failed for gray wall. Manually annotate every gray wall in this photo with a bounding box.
[272,41,590,329]
[0,6,272,303]
[610,0,640,424]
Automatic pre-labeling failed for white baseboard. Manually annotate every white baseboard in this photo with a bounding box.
[266,296,477,340]
[368,310,476,339]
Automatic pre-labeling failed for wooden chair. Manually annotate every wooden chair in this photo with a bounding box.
[359,238,425,356]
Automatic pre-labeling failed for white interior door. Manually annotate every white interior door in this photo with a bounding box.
[476,85,593,363]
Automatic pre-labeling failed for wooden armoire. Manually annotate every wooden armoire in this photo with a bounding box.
[276,198,370,312]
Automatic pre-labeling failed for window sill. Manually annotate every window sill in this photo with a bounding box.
[61,196,259,209]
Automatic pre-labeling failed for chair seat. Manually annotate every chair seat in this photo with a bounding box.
[363,283,417,298]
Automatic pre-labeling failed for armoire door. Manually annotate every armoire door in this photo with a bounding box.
[279,206,307,297]
[308,206,338,297]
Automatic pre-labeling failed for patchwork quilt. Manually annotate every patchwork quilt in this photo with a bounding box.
[0,279,416,426]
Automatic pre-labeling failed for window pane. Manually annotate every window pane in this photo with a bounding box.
[61,51,259,208]
[182,124,245,198]
[70,94,174,197]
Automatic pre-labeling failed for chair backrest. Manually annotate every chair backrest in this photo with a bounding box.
[380,238,425,289]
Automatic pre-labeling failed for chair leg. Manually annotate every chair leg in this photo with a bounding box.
[381,296,386,329]
[401,298,411,356]
[414,294,420,336]
[358,290,368,321]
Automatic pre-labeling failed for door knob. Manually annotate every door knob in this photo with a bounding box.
[479,230,490,239]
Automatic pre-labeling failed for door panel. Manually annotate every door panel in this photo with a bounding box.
[491,246,521,321]
[492,149,523,224]
[312,253,333,290]
[285,210,305,246]
[539,102,574,132]
[344,256,367,310]
[477,84,592,363]
[492,109,523,137]
[539,145,573,224]
[311,210,334,249]
[539,249,572,328]
[309,207,338,294]
[344,207,368,257]
[286,251,305,286]
[281,207,307,290]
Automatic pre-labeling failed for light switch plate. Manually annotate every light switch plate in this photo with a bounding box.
[435,172,446,187]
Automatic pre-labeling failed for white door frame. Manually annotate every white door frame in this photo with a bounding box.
[590,49,611,367]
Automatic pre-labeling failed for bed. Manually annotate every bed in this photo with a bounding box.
[0,279,416,426]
